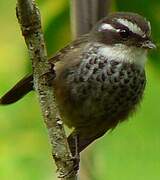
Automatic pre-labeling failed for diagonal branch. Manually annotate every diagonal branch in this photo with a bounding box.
[16,0,77,179]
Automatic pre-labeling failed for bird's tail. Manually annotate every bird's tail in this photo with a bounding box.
[1,74,107,154]
[0,74,33,105]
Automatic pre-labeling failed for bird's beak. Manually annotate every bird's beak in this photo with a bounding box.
[141,40,156,49]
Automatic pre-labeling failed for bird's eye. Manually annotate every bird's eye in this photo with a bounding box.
[119,29,130,39]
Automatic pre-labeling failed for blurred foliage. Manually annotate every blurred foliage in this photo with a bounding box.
[44,3,71,56]
[0,0,160,180]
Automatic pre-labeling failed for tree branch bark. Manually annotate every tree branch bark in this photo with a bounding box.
[16,0,77,179]
[70,0,111,38]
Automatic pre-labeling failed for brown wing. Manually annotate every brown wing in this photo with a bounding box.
[48,34,89,64]
[0,34,89,105]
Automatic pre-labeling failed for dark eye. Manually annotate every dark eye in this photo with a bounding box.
[119,29,130,39]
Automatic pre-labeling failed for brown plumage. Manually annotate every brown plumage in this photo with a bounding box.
[0,12,155,155]
[53,42,146,154]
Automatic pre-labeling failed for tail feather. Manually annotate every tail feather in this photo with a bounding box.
[1,74,107,154]
[0,74,33,105]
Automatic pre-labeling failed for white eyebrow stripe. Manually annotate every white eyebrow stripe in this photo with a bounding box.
[98,23,117,32]
[116,18,144,36]
[147,21,151,36]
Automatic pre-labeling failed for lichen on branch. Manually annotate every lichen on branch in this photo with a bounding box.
[16,0,78,179]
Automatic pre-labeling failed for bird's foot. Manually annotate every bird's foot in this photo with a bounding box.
[71,134,80,171]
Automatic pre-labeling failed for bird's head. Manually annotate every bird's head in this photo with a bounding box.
[89,12,156,65]
[90,12,155,49]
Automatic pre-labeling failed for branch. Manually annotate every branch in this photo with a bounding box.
[16,0,77,179]
[70,0,111,38]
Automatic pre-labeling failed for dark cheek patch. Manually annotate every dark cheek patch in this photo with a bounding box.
[100,31,122,45]
[96,20,148,47]
[127,33,147,47]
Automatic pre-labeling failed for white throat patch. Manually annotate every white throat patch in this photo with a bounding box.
[116,18,144,36]
[98,43,147,67]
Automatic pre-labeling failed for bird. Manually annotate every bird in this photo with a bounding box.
[0,12,156,156]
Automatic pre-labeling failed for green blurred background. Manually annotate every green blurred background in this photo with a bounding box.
[0,0,160,179]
